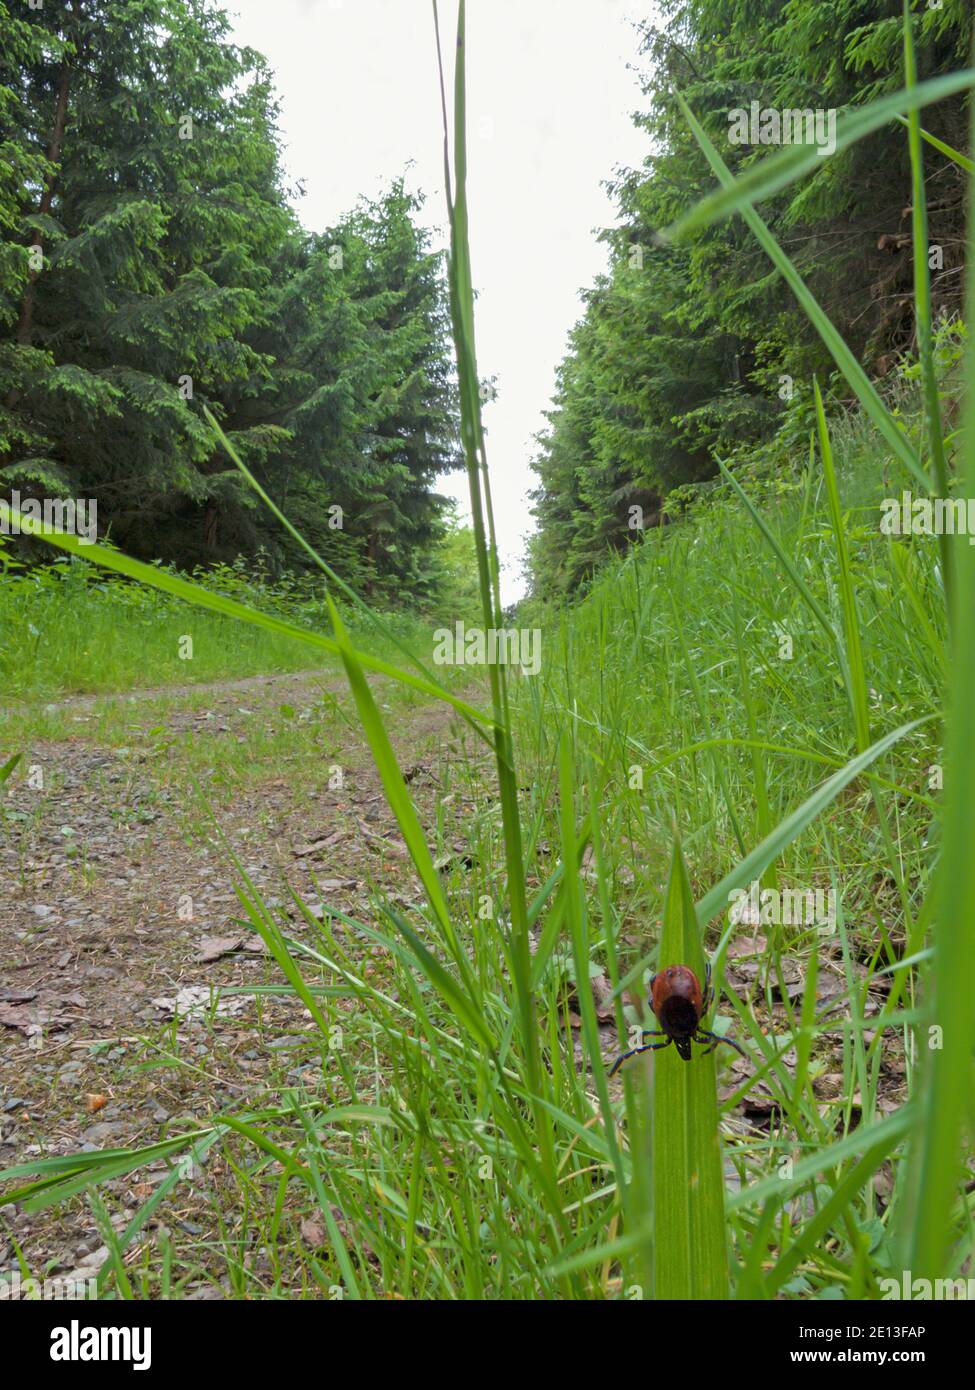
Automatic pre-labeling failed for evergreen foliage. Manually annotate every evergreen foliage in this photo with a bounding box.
[0,0,458,601]
[530,0,972,596]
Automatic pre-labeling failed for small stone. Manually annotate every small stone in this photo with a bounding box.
[82,1122,123,1144]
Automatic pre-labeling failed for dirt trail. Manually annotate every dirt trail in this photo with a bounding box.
[0,669,468,1290]
[33,668,337,715]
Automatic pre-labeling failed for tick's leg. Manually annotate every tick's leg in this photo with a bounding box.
[640,1029,666,1040]
[695,1029,747,1059]
[608,1038,672,1076]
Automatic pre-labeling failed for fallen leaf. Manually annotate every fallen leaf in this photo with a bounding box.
[300,1217,326,1248]
[590,972,616,1022]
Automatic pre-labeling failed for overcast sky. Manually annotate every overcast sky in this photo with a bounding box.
[225,0,653,602]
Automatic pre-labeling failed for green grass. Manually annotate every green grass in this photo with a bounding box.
[0,550,461,702]
[0,552,325,699]
[1,1,973,1302]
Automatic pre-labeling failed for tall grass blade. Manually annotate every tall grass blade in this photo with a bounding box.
[815,380,871,750]
[433,0,543,1111]
[895,114,974,173]
[903,5,952,603]
[904,78,975,1283]
[673,94,929,492]
[202,404,480,721]
[652,836,729,1299]
[668,69,975,238]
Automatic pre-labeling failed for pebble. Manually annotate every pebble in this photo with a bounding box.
[82,1121,124,1144]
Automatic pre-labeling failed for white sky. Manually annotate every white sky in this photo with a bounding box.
[225,0,652,602]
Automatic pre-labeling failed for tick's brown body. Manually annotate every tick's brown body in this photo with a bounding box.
[651,965,705,1060]
[609,962,746,1075]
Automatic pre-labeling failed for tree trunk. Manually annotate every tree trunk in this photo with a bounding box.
[204,499,219,550]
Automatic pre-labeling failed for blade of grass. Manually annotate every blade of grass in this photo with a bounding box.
[652,836,729,1299]
[0,754,22,784]
[904,76,975,1282]
[434,0,547,1142]
[667,68,975,239]
[815,377,915,949]
[894,115,974,174]
[324,590,476,989]
[731,1106,914,1214]
[202,404,489,741]
[731,585,777,887]
[903,4,952,605]
[815,381,871,751]
[556,738,625,1200]
[673,93,929,493]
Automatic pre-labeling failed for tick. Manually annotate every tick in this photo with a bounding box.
[608,962,746,1075]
